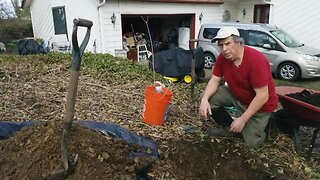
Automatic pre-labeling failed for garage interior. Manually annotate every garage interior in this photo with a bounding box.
[121,14,194,62]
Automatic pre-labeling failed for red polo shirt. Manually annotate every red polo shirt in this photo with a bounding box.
[213,46,278,112]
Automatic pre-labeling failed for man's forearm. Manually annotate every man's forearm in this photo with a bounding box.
[202,76,220,101]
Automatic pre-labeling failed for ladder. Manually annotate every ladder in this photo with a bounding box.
[137,44,148,62]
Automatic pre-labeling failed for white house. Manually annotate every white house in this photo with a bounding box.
[21,0,225,58]
[221,0,320,48]
[22,0,320,58]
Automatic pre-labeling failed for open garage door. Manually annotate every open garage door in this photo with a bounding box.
[121,14,195,62]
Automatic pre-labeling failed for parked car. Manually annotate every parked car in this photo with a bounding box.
[197,22,320,81]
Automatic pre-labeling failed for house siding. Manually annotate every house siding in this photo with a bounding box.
[26,0,223,54]
[25,0,320,54]
[222,0,320,48]
[29,0,54,41]
[28,0,100,52]
[270,0,320,48]
[222,0,265,23]
[236,0,265,23]
[220,1,238,22]
[57,0,100,52]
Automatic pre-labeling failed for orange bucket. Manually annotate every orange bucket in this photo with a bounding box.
[142,86,173,126]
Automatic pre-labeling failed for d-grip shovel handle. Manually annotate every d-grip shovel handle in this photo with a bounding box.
[71,18,93,71]
[64,18,93,124]
[73,18,93,28]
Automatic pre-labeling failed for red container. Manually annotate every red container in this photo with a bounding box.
[275,86,320,123]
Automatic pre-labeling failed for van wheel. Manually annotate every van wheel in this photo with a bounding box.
[277,62,300,81]
[204,53,215,69]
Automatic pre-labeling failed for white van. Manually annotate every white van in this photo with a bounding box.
[197,22,320,81]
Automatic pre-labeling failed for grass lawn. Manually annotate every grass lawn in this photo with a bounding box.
[273,77,320,91]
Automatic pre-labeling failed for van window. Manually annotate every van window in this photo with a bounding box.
[238,29,247,42]
[271,29,302,47]
[247,31,276,49]
[203,28,219,39]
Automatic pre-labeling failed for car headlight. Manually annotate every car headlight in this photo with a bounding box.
[300,53,320,62]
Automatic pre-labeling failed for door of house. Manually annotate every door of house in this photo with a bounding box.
[253,4,270,23]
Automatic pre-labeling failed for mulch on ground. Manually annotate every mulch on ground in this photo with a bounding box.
[0,54,319,179]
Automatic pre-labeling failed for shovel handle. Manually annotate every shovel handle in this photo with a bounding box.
[71,18,93,71]
[73,18,93,28]
[64,18,93,124]
[188,39,199,52]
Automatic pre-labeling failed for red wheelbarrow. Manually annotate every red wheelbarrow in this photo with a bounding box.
[275,86,320,159]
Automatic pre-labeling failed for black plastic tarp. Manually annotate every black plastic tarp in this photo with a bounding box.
[18,39,48,55]
[0,121,37,140]
[0,120,158,158]
[153,47,204,78]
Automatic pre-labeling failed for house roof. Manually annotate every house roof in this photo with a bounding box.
[21,0,223,8]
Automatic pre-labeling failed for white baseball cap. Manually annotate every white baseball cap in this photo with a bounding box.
[211,26,240,42]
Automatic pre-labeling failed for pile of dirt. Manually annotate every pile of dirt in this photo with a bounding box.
[0,122,300,180]
[287,89,320,107]
[0,122,155,179]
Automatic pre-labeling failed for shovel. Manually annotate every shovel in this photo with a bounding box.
[57,18,93,177]
[188,39,199,114]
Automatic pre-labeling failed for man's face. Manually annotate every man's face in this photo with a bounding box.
[217,36,239,61]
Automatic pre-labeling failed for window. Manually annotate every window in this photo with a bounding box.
[253,4,270,23]
[247,31,276,49]
[203,28,219,39]
[238,29,247,40]
[271,29,302,48]
[52,6,67,35]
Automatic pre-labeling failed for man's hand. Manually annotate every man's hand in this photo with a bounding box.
[198,75,221,120]
[229,117,247,133]
[229,85,269,133]
[199,98,212,120]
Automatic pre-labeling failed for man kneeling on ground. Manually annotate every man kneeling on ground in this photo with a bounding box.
[199,26,278,148]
